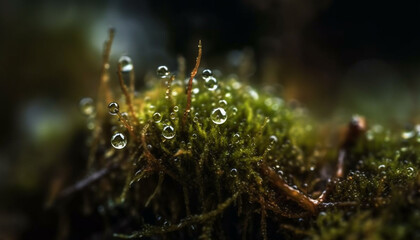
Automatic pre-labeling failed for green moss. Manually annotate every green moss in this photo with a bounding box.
[70,31,420,239]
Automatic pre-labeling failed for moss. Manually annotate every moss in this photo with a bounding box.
[62,30,420,239]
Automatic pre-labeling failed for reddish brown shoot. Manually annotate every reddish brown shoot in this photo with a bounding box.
[117,64,139,128]
[98,28,115,107]
[183,40,202,125]
[336,115,366,178]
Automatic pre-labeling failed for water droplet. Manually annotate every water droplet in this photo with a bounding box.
[170,112,176,120]
[192,88,200,94]
[156,65,169,78]
[407,167,415,177]
[108,102,119,115]
[86,116,95,130]
[153,112,162,123]
[402,130,415,139]
[173,106,179,112]
[118,56,133,72]
[162,125,175,139]
[211,107,227,125]
[378,164,386,170]
[233,133,240,143]
[192,133,197,139]
[204,76,218,91]
[202,69,213,80]
[269,135,278,144]
[79,97,95,116]
[218,99,227,107]
[230,168,238,177]
[246,87,259,100]
[111,133,127,149]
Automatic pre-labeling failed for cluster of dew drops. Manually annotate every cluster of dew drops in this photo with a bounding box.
[79,55,229,150]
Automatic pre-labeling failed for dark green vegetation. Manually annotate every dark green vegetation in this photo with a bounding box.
[62,31,420,239]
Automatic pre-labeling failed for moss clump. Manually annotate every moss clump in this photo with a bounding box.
[60,30,420,239]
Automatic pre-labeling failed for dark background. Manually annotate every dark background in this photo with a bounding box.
[1,0,420,239]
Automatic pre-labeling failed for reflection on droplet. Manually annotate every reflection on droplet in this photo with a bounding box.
[153,112,162,123]
[205,76,218,91]
[156,66,170,78]
[111,133,127,149]
[79,97,95,116]
[211,107,227,125]
[218,99,227,107]
[162,125,175,139]
[202,69,213,80]
[230,168,238,177]
[108,102,119,115]
[119,56,133,72]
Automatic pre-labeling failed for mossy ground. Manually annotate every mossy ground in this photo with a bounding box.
[63,33,420,240]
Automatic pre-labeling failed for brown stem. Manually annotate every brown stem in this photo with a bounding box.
[261,164,318,215]
[183,40,202,125]
[117,64,139,128]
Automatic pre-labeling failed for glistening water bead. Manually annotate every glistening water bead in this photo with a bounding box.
[111,133,127,149]
[202,69,213,80]
[162,125,176,139]
[108,102,119,115]
[153,112,162,123]
[156,66,170,78]
[79,97,95,116]
[205,76,218,91]
[211,107,227,125]
[118,56,133,72]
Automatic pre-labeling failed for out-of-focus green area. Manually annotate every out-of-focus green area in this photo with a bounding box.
[0,0,420,239]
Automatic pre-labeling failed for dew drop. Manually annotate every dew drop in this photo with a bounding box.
[119,112,129,121]
[211,107,227,125]
[230,168,238,177]
[218,99,227,107]
[111,133,127,149]
[269,135,278,144]
[173,106,179,112]
[192,133,197,139]
[156,65,170,78]
[153,112,162,123]
[118,56,133,72]
[204,76,218,91]
[407,167,415,177]
[202,69,213,80]
[79,97,95,116]
[170,112,176,120]
[162,125,175,139]
[378,164,386,170]
[402,130,415,139]
[233,133,240,144]
[108,102,119,115]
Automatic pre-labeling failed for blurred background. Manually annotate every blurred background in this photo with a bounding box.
[1,0,420,239]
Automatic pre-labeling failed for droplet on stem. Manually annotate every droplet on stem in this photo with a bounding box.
[111,133,127,149]
[108,102,119,115]
[156,65,170,78]
[118,56,133,72]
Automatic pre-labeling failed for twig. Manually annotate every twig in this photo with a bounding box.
[183,40,202,125]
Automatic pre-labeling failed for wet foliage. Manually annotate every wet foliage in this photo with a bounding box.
[58,30,420,240]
